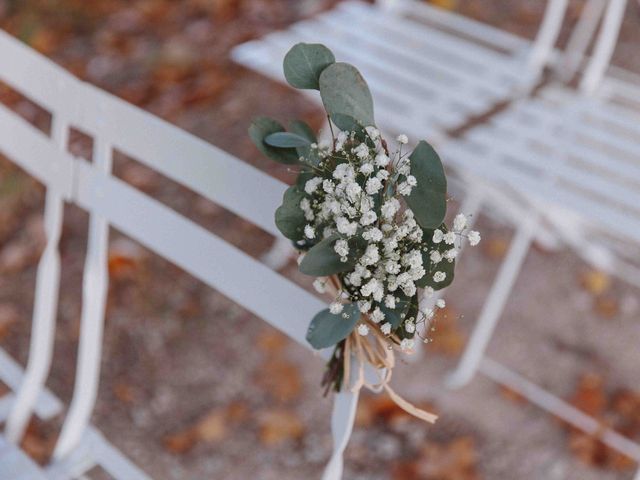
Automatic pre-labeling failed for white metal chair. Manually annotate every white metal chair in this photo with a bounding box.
[231,0,640,476]
[0,28,384,479]
[232,0,572,141]
[438,0,640,475]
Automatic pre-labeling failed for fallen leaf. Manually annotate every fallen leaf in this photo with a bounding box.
[482,235,509,260]
[113,382,136,404]
[393,437,479,480]
[0,302,19,340]
[257,409,304,446]
[256,329,289,354]
[21,418,56,464]
[580,270,611,296]
[256,358,301,402]
[593,296,619,319]
[163,402,248,454]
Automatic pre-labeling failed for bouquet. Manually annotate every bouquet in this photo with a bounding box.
[249,43,480,420]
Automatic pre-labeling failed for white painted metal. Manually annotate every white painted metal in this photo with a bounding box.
[446,214,537,388]
[4,115,69,445]
[53,138,113,460]
[580,0,628,95]
[232,0,568,137]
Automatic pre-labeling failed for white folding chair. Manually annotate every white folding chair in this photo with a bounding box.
[232,0,574,141]
[438,0,640,474]
[0,29,382,479]
[0,31,153,479]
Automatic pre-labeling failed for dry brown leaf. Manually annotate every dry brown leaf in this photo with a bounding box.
[568,374,607,417]
[113,382,136,404]
[256,329,289,354]
[563,374,639,472]
[393,437,479,480]
[429,306,466,357]
[593,296,619,319]
[429,0,458,10]
[482,235,509,260]
[256,358,301,402]
[0,302,19,340]
[580,270,611,296]
[257,409,304,446]
[21,419,56,464]
[163,402,248,454]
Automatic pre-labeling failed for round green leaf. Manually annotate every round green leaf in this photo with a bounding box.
[283,43,336,90]
[248,117,300,164]
[265,132,312,148]
[319,62,375,131]
[289,120,317,144]
[405,141,447,229]
[275,186,307,241]
[306,304,360,349]
[299,234,364,276]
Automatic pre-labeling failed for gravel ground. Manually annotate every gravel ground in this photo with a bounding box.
[0,1,639,479]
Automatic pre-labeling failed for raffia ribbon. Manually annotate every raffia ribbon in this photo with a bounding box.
[327,276,438,424]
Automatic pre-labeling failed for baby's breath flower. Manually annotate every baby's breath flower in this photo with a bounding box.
[404,320,416,334]
[365,126,380,140]
[334,239,349,257]
[357,323,370,336]
[444,248,457,260]
[313,278,327,293]
[304,225,315,239]
[370,307,385,323]
[359,162,374,175]
[375,153,390,167]
[453,213,467,232]
[436,299,446,309]
[430,250,442,263]
[330,302,344,314]
[468,230,481,246]
[384,295,396,309]
[433,271,446,282]
[360,210,377,226]
[396,134,408,144]
[443,232,456,245]
[397,182,413,196]
[381,198,400,220]
[380,322,392,335]
[400,338,414,352]
[305,177,322,194]
[365,177,383,195]
[432,229,444,243]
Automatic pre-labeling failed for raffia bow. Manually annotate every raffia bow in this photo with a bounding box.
[326,275,438,424]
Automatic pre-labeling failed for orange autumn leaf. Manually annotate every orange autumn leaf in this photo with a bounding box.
[257,409,304,446]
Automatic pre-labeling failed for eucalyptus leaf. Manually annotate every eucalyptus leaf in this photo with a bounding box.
[405,141,447,229]
[284,43,335,90]
[289,120,317,143]
[306,304,360,349]
[299,234,363,276]
[319,62,375,130]
[275,186,307,241]
[265,132,312,148]
[248,117,300,164]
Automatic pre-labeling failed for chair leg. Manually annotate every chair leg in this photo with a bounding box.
[5,116,69,443]
[53,139,112,460]
[5,193,64,443]
[446,215,537,389]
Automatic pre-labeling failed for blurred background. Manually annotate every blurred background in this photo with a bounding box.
[0,0,639,479]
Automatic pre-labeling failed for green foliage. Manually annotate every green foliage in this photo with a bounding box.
[275,186,307,241]
[289,120,318,162]
[264,131,311,148]
[283,43,335,90]
[319,62,375,131]
[306,304,360,349]
[299,234,364,276]
[248,117,300,164]
[405,141,447,229]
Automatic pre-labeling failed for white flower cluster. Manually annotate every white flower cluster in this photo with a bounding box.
[305,127,480,351]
